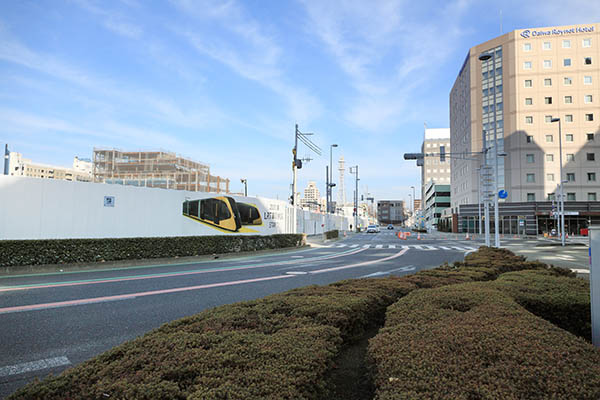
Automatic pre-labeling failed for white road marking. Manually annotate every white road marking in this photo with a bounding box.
[336,244,347,248]
[360,266,416,278]
[451,246,467,251]
[286,271,308,275]
[571,268,589,274]
[290,256,304,258]
[423,245,437,250]
[0,357,71,377]
[350,244,359,248]
[375,244,383,249]
[388,244,396,249]
[439,246,451,250]
[310,249,409,275]
[363,244,370,248]
[412,245,426,250]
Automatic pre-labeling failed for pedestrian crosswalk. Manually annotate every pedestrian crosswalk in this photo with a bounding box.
[331,243,477,251]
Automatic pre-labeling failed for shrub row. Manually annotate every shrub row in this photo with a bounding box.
[368,275,597,399]
[9,278,417,399]
[10,248,588,399]
[0,234,306,268]
[324,229,339,239]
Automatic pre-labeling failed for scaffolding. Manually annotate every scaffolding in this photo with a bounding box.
[93,148,230,193]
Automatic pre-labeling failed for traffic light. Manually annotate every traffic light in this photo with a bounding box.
[404,153,424,160]
[439,146,446,162]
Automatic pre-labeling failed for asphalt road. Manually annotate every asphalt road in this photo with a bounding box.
[0,230,474,398]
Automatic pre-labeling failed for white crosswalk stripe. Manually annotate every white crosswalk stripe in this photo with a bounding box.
[326,244,477,251]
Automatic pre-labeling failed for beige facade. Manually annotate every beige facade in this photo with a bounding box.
[300,181,322,211]
[451,23,600,210]
[420,128,451,202]
[8,152,93,182]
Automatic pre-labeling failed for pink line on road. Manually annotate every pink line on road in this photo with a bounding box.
[309,248,408,274]
[0,275,294,314]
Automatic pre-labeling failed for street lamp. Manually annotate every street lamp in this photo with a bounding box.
[410,185,415,214]
[328,144,338,213]
[551,117,565,246]
[240,179,247,196]
[479,51,501,248]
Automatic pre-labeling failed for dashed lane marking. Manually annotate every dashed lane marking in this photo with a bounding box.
[0,357,71,377]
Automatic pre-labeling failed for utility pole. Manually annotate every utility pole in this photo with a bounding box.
[4,144,9,175]
[350,165,359,231]
[292,124,321,233]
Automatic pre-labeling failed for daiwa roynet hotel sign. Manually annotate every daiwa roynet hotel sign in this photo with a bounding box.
[520,25,595,39]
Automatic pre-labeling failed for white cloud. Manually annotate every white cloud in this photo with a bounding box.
[71,0,143,39]
[172,0,323,123]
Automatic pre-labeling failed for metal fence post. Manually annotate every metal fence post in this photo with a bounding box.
[590,226,600,346]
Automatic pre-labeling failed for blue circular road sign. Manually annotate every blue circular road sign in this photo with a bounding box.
[498,190,508,199]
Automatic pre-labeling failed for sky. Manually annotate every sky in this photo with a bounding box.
[1,0,599,204]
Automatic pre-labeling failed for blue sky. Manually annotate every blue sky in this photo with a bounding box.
[1,1,599,203]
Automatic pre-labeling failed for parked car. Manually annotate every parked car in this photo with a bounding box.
[387,224,394,230]
[366,225,379,233]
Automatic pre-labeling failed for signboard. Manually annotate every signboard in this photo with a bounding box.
[104,196,115,207]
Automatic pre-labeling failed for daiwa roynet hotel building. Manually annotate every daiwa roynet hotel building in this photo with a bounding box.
[450,23,600,235]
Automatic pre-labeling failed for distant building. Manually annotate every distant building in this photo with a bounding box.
[413,199,422,211]
[377,200,405,224]
[7,152,93,182]
[93,148,229,193]
[300,181,321,211]
[424,182,451,230]
[421,128,451,203]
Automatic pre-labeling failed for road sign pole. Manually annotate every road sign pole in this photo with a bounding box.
[590,226,600,346]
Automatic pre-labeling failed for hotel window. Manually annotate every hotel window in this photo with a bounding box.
[587,153,595,161]
[525,97,533,105]
[589,193,597,201]
[547,173,555,181]
[525,116,533,124]
[585,57,593,65]
[566,134,574,142]
[545,97,552,105]
[564,58,571,67]
[567,173,575,182]
[544,78,552,86]
[523,61,532,69]
[564,77,572,85]
[588,133,595,141]
[585,95,593,103]
[527,135,534,143]
[545,115,553,123]
[525,79,532,87]
[583,38,592,48]
[567,193,576,201]
[527,193,536,202]
[526,173,535,183]
[546,134,553,142]
[564,95,573,104]
[586,113,594,121]
[584,76,592,84]
[523,43,531,51]
[565,114,573,122]
[526,154,535,163]
[546,154,554,162]
[543,60,552,69]
[567,153,575,161]
[548,193,556,200]
[543,41,551,50]
[563,39,571,48]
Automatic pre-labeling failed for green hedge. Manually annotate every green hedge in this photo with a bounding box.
[0,234,306,268]
[368,281,600,400]
[492,269,591,340]
[9,278,417,400]
[324,230,339,239]
[9,248,591,399]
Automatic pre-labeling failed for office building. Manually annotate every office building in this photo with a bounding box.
[377,200,405,225]
[424,182,451,230]
[301,181,322,211]
[450,23,600,234]
[7,152,93,182]
[93,149,229,193]
[421,128,451,202]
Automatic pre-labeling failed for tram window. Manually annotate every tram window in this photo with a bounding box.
[188,200,199,217]
[217,200,231,220]
[201,199,218,223]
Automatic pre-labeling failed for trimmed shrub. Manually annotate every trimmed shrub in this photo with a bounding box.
[324,230,339,239]
[0,234,306,268]
[492,269,591,340]
[368,282,600,400]
[9,277,417,399]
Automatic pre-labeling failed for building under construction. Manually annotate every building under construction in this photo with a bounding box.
[93,149,230,193]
